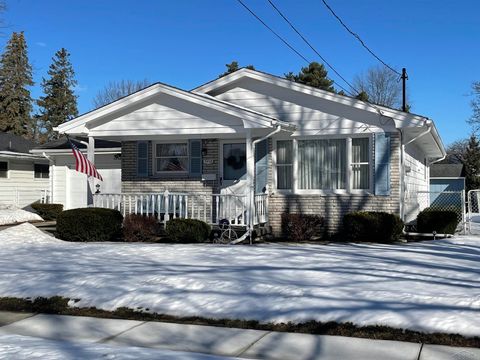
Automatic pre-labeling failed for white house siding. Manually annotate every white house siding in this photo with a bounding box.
[90,94,246,137]
[50,153,121,210]
[0,158,49,208]
[210,79,396,135]
[404,143,429,223]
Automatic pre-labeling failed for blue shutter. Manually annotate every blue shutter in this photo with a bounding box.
[137,141,148,177]
[189,139,202,176]
[374,133,391,195]
[255,139,268,193]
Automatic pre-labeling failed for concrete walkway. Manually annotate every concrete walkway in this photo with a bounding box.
[0,311,478,360]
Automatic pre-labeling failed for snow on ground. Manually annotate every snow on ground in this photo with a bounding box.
[0,223,479,336]
[0,205,42,226]
[0,334,240,360]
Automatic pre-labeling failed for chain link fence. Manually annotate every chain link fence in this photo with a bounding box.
[413,190,466,234]
[467,190,480,234]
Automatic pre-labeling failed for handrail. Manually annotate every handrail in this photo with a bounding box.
[93,190,267,228]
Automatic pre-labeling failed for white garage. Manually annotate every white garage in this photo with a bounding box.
[31,138,121,210]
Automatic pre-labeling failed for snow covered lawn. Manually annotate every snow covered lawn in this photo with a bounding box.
[0,223,479,336]
[0,205,42,226]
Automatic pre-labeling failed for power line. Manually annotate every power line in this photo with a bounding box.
[236,0,354,96]
[236,0,310,64]
[320,0,401,76]
[266,0,359,95]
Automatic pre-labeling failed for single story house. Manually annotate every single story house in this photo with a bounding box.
[30,137,121,210]
[53,68,446,235]
[0,133,49,208]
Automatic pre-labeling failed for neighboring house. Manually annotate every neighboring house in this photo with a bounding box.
[429,163,465,208]
[30,137,121,210]
[0,133,50,208]
[53,69,446,235]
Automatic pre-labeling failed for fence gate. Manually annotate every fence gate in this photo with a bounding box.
[467,190,480,234]
[414,190,466,234]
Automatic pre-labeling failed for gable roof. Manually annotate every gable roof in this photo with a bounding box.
[193,68,445,158]
[430,163,465,178]
[0,132,38,153]
[193,68,429,126]
[56,81,294,136]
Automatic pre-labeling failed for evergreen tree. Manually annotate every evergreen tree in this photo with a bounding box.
[219,61,255,78]
[463,134,480,191]
[0,32,34,136]
[284,62,335,92]
[355,91,369,102]
[37,48,78,140]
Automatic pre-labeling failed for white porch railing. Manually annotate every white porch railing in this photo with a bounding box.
[93,190,269,227]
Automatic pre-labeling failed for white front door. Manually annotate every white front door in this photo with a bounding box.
[219,141,247,224]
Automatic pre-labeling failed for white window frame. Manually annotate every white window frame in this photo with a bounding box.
[350,137,372,191]
[0,159,9,179]
[153,140,189,174]
[34,162,50,180]
[274,140,294,191]
[273,135,373,195]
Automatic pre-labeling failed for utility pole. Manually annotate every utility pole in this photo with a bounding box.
[401,68,408,112]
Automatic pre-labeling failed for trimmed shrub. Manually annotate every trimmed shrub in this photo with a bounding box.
[123,214,162,242]
[165,218,210,243]
[281,213,325,242]
[30,203,63,221]
[57,208,123,242]
[343,211,404,243]
[416,208,459,234]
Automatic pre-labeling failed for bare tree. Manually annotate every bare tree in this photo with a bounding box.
[92,79,152,109]
[353,65,404,109]
[441,139,469,164]
[468,81,480,131]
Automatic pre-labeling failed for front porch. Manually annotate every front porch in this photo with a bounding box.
[93,191,269,228]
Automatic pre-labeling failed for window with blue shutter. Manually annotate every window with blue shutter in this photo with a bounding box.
[374,133,391,195]
[189,139,202,176]
[137,141,148,177]
[255,139,268,193]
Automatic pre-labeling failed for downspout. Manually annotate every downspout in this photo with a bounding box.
[231,125,283,245]
[42,152,54,204]
[399,120,433,222]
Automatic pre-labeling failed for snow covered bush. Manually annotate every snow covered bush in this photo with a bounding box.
[342,211,404,243]
[123,214,162,242]
[281,213,325,241]
[56,208,123,242]
[31,203,63,221]
[416,208,459,234]
[165,218,210,243]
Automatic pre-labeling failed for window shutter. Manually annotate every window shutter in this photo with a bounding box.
[255,139,268,193]
[189,139,202,176]
[374,133,391,195]
[137,141,148,177]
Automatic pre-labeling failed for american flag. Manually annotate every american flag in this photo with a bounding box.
[68,138,103,181]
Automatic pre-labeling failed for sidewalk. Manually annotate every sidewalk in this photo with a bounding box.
[0,311,478,360]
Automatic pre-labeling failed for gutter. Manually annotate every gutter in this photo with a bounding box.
[399,119,433,222]
[41,152,54,204]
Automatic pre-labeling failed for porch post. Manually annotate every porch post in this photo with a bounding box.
[87,136,95,206]
[245,129,254,243]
